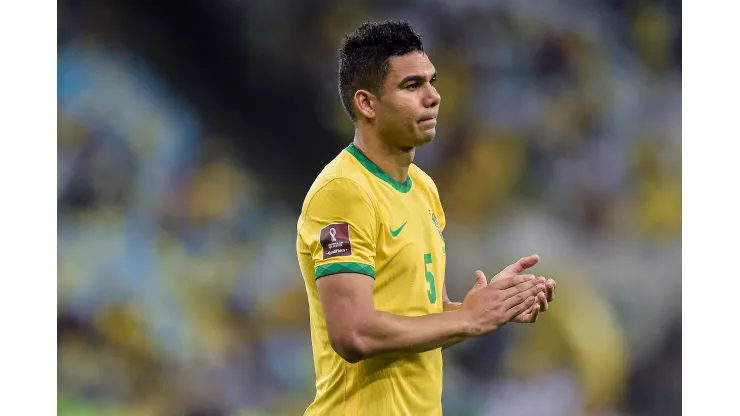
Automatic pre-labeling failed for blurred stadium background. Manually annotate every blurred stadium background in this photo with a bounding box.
[57,0,681,415]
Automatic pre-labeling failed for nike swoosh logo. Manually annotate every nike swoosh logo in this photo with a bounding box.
[390,222,407,237]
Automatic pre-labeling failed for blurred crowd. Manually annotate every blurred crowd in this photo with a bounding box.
[57,0,681,415]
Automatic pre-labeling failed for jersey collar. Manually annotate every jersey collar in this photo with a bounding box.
[346,143,413,193]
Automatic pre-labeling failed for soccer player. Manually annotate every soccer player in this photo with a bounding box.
[296,20,557,416]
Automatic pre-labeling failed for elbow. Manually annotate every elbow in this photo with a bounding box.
[329,331,370,364]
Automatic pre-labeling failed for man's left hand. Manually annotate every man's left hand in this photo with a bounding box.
[512,278,556,323]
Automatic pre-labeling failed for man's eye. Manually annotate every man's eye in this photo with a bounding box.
[406,83,418,91]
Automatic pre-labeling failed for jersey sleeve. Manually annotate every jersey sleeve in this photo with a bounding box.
[299,177,378,280]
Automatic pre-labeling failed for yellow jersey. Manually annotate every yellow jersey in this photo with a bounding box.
[297,143,447,416]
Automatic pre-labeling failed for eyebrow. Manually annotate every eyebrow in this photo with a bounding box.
[399,72,437,87]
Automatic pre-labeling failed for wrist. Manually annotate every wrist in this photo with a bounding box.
[453,309,477,338]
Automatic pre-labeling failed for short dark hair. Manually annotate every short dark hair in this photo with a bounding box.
[338,20,424,121]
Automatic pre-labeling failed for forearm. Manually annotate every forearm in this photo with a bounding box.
[350,308,471,360]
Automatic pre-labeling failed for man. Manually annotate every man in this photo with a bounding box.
[296,20,556,415]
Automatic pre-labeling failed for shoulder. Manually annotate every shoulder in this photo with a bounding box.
[298,151,379,232]
[304,175,373,210]
[303,152,375,210]
[409,163,440,196]
[297,155,380,241]
[410,163,446,228]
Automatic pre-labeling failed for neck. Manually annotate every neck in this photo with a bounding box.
[352,130,414,184]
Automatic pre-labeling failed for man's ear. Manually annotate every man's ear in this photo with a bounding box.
[354,89,377,120]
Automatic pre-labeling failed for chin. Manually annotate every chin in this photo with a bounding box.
[416,129,436,145]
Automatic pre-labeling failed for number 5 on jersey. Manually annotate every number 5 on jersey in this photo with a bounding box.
[423,253,437,304]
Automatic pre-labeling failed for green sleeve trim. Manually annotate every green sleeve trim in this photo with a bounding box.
[315,262,376,280]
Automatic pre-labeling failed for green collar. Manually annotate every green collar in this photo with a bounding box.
[346,143,412,193]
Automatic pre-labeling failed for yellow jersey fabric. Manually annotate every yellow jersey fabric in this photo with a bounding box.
[297,143,448,416]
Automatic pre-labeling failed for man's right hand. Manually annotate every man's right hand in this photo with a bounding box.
[460,260,546,337]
